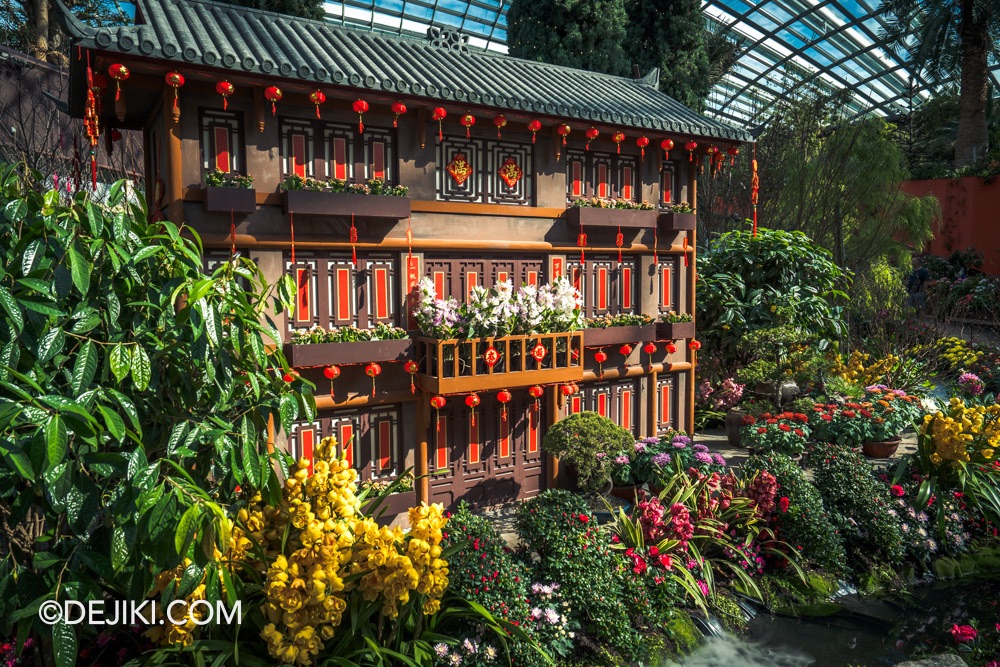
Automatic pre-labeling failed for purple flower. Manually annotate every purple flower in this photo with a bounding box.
[614,454,630,465]
[672,441,687,449]
[634,441,647,453]
[694,452,713,465]
[958,373,984,396]
[712,453,726,466]
[692,444,709,453]
[672,435,692,446]
[651,452,672,467]
[596,452,607,460]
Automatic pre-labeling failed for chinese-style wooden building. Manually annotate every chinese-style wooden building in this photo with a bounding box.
[57,0,751,510]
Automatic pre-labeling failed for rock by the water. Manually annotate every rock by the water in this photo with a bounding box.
[895,655,968,667]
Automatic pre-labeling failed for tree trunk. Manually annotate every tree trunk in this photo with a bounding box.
[34,0,49,61]
[954,0,991,167]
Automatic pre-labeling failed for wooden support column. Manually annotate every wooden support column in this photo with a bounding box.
[164,94,184,224]
[687,160,698,435]
[546,385,560,490]
[416,393,429,504]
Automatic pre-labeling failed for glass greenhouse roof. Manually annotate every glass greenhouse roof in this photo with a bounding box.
[320,0,1000,127]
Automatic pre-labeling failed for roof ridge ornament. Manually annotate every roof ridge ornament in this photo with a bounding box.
[426,26,470,54]
[637,67,660,86]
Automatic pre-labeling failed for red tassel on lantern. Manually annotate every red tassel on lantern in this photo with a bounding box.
[264,85,282,116]
[392,101,407,128]
[494,114,507,138]
[216,80,234,110]
[683,237,689,267]
[578,221,587,264]
[616,226,624,264]
[323,365,340,397]
[685,140,698,161]
[460,113,476,139]
[349,213,358,266]
[164,71,184,113]
[352,99,368,134]
[432,107,447,141]
[465,393,480,427]
[404,360,419,394]
[528,119,541,143]
[557,124,571,146]
[585,127,599,151]
[497,389,512,421]
[365,363,382,397]
[636,136,649,160]
[310,90,326,119]
[594,350,608,379]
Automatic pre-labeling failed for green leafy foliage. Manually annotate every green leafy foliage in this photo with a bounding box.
[0,167,305,661]
[540,412,633,492]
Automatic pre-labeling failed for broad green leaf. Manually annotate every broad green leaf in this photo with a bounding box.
[132,246,163,264]
[107,291,120,324]
[197,298,221,348]
[46,415,68,468]
[51,621,77,667]
[278,393,297,434]
[36,328,65,363]
[97,405,125,442]
[19,299,66,316]
[130,345,151,391]
[111,526,128,572]
[175,504,200,556]
[4,198,26,223]
[0,440,34,481]
[0,285,23,332]
[21,238,41,275]
[71,340,97,395]
[67,242,92,296]
[106,388,141,432]
[110,344,131,383]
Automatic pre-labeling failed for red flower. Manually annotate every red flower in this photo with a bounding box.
[579,513,590,523]
[767,418,778,425]
[742,415,757,426]
[779,423,791,432]
[794,428,805,437]
[890,485,905,497]
[950,624,978,643]
[779,496,790,513]
[757,427,767,434]
[649,545,659,556]
[658,554,673,569]
[821,414,833,422]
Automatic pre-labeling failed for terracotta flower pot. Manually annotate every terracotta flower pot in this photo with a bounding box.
[862,437,901,459]
[610,485,639,501]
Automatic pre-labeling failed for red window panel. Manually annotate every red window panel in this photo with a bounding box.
[213,126,230,173]
[621,389,632,432]
[527,270,538,286]
[377,419,391,473]
[295,267,311,323]
[333,137,348,180]
[597,266,608,310]
[292,133,307,178]
[372,140,385,180]
[660,385,671,426]
[597,392,608,418]
[528,409,539,453]
[572,266,582,291]
[499,417,510,458]
[435,416,448,470]
[468,417,480,464]
[597,164,608,198]
[433,271,446,299]
[339,423,354,469]
[551,258,563,280]
[497,271,509,285]
[299,427,314,474]
[406,256,421,329]
[662,170,673,203]
[374,267,390,320]
[571,160,583,197]
[661,267,671,308]
[622,166,633,200]
[621,267,633,310]
[466,271,478,300]
[335,267,351,322]
[571,396,582,414]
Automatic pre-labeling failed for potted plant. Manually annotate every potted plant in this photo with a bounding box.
[203,168,257,214]
[564,197,657,229]
[810,386,923,458]
[740,411,811,457]
[656,311,695,340]
[657,202,696,231]
[282,175,411,219]
[359,472,416,522]
[284,322,412,367]
[541,411,634,493]
[583,313,655,347]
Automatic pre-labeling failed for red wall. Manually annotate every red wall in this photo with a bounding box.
[902,176,1000,275]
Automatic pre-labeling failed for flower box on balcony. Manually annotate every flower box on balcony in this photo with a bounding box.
[414,331,584,394]
[564,206,657,229]
[655,321,695,340]
[283,339,413,368]
[583,324,656,347]
[657,212,697,231]
[203,187,257,214]
[282,191,412,219]
[361,488,416,523]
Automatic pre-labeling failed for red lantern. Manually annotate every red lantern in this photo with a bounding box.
[108,63,129,101]
[666,342,677,354]
[685,140,698,161]
[497,389,512,421]
[460,112,476,139]
[430,395,447,410]
[594,349,608,379]
[613,131,625,154]
[465,393,480,427]
[560,384,574,396]
[528,119,542,143]
[620,343,633,357]
[309,90,326,119]
[323,365,340,397]
[661,138,675,152]
[404,359,419,394]
[282,371,295,383]
[727,145,740,165]
[494,113,507,138]
[164,71,184,113]
[432,107,447,141]
[264,86,282,116]
[585,126,599,151]
[637,136,649,160]
[215,80,234,110]
[689,339,702,351]
[616,225,624,263]
[643,342,657,354]
[557,123,571,146]
[365,362,382,397]
[391,101,407,128]
[352,98,369,133]
[528,384,544,411]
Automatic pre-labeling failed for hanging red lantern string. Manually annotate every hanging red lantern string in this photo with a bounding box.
[465,393,480,427]
[665,341,677,354]
[108,63,129,101]
[585,126,599,151]
[497,389,512,421]
[528,119,542,143]
[643,342,657,371]
[349,213,358,266]
[751,144,760,237]
[660,138,674,155]
[365,363,382,397]
[309,90,326,119]
[91,72,107,115]
[528,384,544,412]
[636,136,649,160]
[323,365,341,397]
[683,236,689,267]
[727,145,740,166]
[594,349,608,379]
[613,131,625,154]
[615,226,624,264]
[216,80,235,110]
[619,343,633,357]
[560,384,574,397]
[84,53,100,191]
[432,107,447,141]
[352,98,369,134]
[685,140,698,162]
[165,71,184,122]
[493,113,507,139]
[459,112,476,139]
[264,85,282,116]
[557,123,571,146]
[391,101,407,128]
[404,360,419,394]
[706,146,719,176]
[577,220,587,264]
[430,395,446,410]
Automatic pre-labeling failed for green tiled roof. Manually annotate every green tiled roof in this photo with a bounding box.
[58,0,751,142]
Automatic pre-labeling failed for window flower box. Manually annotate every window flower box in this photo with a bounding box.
[414,331,584,394]
[360,488,417,522]
[203,186,257,214]
[655,321,695,340]
[282,191,411,219]
[583,324,656,347]
[564,206,657,229]
[283,338,414,367]
[657,212,697,231]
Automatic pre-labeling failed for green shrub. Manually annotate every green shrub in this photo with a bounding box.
[541,412,634,492]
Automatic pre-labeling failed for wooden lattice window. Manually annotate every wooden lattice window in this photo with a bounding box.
[290,407,403,480]
[571,380,640,436]
[657,376,678,434]
[565,149,640,202]
[423,255,545,303]
[657,257,680,315]
[280,119,315,179]
[200,109,244,175]
[565,255,640,318]
[276,118,397,185]
[437,136,533,205]
[661,162,677,207]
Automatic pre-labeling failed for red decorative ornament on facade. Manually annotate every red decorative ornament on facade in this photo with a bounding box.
[460,113,476,139]
[323,365,340,397]
[613,131,625,154]
[685,140,698,161]
[349,213,358,266]
[666,342,677,354]
[108,63,129,101]
[493,113,507,138]
[727,145,740,166]
[465,393,480,427]
[497,389,512,421]
[391,101,407,128]
[432,107,447,141]
[620,343,633,357]
[636,136,649,160]
[164,71,184,113]
[309,90,326,119]
[577,221,587,264]
[483,345,501,368]
[556,124,571,146]
[264,86,282,116]
[531,342,547,367]
[585,126,599,151]
[216,80,234,110]
[365,362,382,397]
[594,350,608,379]
[527,119,542,143]
[499,157,523,189]
[446,153,473,186]
[528,384,544,411]
[430,395,446,410]
[615,225,624,264]
[352,98,369,133]
[643,342,657,370]
[688,339,702,351]
[404,359,419,394]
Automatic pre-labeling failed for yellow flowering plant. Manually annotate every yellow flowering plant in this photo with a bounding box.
[901,398,1000,525]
